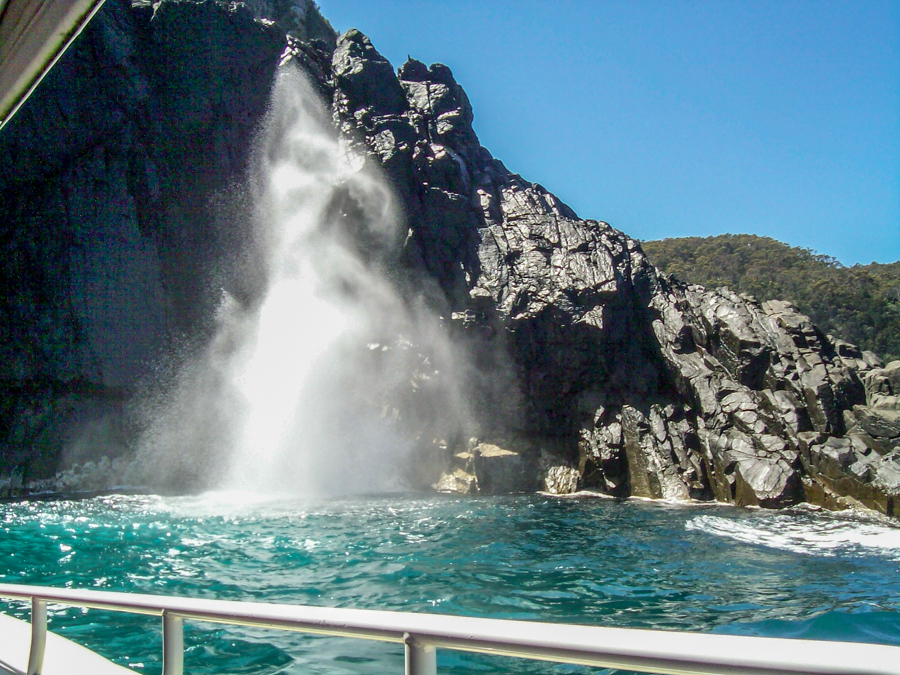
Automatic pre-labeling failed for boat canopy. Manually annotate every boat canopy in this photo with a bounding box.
[0,0,106,132]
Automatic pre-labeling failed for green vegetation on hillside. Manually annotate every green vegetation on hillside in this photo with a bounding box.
[641,234,900,363]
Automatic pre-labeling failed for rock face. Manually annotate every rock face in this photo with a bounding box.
[0,0,288,479]
[802,360,900,514]
[2,0,899,517]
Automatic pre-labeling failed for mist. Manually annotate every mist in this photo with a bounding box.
[133,66,469,497]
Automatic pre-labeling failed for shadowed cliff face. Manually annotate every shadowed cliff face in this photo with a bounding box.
[1,0,898,517]
[0,0,288,479]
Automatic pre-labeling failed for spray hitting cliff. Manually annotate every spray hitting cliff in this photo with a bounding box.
[1,0,898,515]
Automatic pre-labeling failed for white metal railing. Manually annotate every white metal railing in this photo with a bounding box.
[1,583,899,675]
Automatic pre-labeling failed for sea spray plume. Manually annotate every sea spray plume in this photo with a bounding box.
[226,64,408,495]
[134,65,471,496]
[131,298,251,492]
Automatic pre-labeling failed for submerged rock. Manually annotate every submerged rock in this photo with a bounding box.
[1,0,898,517]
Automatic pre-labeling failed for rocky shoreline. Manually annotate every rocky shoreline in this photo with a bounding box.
[1,0,898,517]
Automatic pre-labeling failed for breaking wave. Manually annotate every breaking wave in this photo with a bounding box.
[686,511,900,560]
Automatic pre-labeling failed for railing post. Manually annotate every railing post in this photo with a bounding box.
[162,611,184,675]
[26,597,47,675]
[404,632,436,675]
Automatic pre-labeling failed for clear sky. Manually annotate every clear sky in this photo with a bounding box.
[317,0,899,266]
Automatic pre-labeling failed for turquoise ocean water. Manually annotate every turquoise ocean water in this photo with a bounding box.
[1,493,899,674]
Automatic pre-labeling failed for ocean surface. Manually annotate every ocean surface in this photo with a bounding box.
[1,493,899,674]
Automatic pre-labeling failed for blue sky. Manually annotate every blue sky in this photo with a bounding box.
[317,0,899,266]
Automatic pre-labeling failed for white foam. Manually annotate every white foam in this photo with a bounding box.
[686,513,900,560]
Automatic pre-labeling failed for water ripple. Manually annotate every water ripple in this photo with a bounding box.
[1,495,898,674]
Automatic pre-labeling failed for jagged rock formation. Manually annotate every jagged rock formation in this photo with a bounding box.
[803,360,900,514]
[239,0,336,43]
[642,234,900,363]
[2,0,898,517]
[325,28,899,515]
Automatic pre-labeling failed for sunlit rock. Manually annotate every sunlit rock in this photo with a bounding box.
[1,0,899,518]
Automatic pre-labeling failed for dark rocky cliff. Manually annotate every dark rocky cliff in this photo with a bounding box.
[0,0,293,480]
[2,0,898,517]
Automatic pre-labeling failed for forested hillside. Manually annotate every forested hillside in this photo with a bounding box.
[642,235,900,362]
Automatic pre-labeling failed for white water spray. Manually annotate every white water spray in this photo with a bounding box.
[686,513,900,560]
[137,66,458,497]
